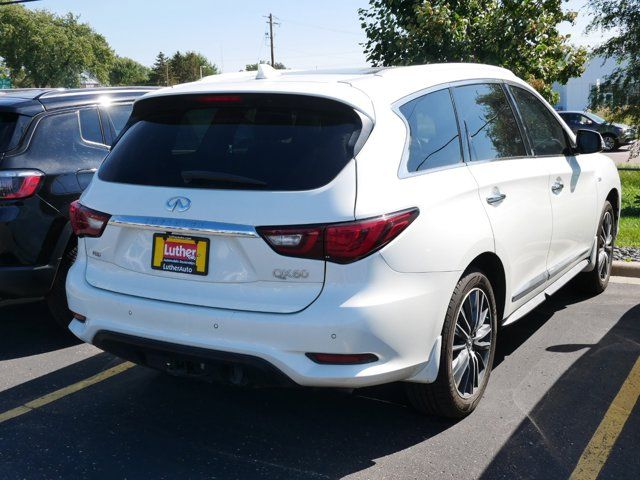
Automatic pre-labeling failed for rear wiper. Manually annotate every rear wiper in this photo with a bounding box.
[181,170,268,187]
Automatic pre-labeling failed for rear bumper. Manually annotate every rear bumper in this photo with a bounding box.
[67,249,460,388]
[0,198,72,299]
[0,263,56,298]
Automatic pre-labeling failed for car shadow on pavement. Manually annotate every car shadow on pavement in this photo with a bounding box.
[1,284,634,479]
[0,300,80,361]
[480,300,640,480]
[494,284,595,368]
[0,354,452,479]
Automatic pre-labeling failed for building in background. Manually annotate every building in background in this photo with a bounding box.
[80,72,101,88]
[553,56,618,111]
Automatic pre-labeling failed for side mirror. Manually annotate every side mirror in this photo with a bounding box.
[576,129,603,154]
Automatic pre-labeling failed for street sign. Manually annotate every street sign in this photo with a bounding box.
[0,78,12,89]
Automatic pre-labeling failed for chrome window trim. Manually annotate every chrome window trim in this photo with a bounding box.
[394,78,539,179]
[108,215,259,238]
[76,108,110,149]
[503,80,577,150]
[392,81,464,179]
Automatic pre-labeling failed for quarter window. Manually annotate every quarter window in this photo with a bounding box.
[398,89,462,172]
[510,86,570,156]
[452,83,526,162]
[79,108,104,144]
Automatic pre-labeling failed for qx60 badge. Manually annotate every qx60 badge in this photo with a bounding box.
[166,196,191,213]
[273,269,309,280]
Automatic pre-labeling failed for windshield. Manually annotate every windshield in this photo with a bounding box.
[99,94,362,191]
[585,112,607,124]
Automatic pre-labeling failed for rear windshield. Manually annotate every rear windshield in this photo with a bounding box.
[99,94,363,191]
[0,112,28,152]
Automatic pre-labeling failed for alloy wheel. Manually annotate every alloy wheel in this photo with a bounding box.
[597,211,614,281]
[452,288,492,398]
[603,136,616,151]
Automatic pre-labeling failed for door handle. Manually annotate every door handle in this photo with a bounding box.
[486,189,507,205]
[551,179,564,194]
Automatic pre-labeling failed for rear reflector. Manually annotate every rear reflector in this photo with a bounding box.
[69,201,111,238]
[306,353,379,365]
[257,208,419,264]
[0,170,44,200]
[72,312,87,322]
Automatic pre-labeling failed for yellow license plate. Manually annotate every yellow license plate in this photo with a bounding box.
[151,233,210,276]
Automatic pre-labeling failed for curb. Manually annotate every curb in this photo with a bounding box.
[612,261,640,278]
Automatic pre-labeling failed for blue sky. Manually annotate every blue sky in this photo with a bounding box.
[26,0,604,73]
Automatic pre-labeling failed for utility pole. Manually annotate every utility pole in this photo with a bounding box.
[264,13,280,67]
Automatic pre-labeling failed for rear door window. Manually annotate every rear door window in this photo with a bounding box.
[509,86,570,156]
[99,94,363,191]
[398,89,462,172]
[27,111,109,167]
[452,83,527,162]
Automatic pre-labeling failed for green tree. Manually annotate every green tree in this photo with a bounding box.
[0,5,114,87]
[358,0,587,103]
[587,1,640,125]
[169,51,218,84]
[149,51,171,86]
[245,61,286,71]
[109,56,150,86]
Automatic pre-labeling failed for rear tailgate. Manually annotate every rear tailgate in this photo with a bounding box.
[79,93,367,313]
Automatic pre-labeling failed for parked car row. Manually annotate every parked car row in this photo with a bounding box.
[1,65,621,418]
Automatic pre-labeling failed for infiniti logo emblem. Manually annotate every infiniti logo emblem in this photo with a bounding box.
[166,196,191,213]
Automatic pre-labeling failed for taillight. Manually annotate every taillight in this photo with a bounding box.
[0,170,44,200]
[257,208,419,264]
[69,201,111,238]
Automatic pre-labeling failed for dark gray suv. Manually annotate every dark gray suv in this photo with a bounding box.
[0,87,156,328]
[558,110,636,151]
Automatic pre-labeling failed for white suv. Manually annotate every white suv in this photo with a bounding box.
[66,64,620,418]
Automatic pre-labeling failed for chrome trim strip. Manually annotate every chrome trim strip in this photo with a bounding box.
[109,215,259,238]
[547,248,591,280]
[512,271,549,303]
[511,247,591,303]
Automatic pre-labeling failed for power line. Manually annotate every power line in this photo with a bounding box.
[0,0,42,5]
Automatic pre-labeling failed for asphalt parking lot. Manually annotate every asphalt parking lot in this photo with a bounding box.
[605,144,638,164]
[0,279,639,480]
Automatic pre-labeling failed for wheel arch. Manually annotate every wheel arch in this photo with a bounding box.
[463,252,507,323]
[606,188,620,225]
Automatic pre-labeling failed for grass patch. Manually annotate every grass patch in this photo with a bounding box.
[618,169,640,247]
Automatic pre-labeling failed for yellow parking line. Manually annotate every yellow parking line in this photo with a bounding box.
[0,361,134,425]
[569,356,640,480]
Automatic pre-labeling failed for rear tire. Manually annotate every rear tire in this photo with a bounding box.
[405,269,498,418]
[579,201,615,295]
[46,243,77,330]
